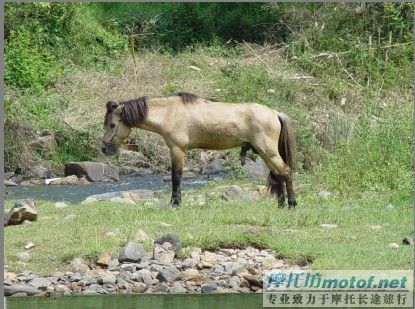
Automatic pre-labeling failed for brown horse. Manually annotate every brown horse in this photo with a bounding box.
[101,92,297,208]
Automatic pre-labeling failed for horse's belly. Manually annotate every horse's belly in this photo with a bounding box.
[188,133,244,150]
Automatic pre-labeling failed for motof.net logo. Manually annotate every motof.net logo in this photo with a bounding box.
[267,272,288,288]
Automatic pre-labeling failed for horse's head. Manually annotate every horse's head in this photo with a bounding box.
[101,101,131,156]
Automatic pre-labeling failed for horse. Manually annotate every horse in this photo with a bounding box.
[101,92,297,208]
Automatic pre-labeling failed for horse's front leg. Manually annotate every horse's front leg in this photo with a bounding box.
[170,147,185,208]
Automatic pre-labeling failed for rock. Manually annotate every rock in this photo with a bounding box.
[118,242,146,263]
[65,162,120,182]
[7,199,38,225]
[318,190,332,198]
[403,237,414,245]
[4,179,18,187]
[47,178,62,185]
[60,175,79,185]
[78,177,91,186]
[132,282,147,293]
[54,202,67,209]
[244,158,269,179]
[153,242,175,264]
[24,242,35,250]
[156,265,180,282]
[123,190,155,202]
[81,197,98,205]
[70,258,89,273]
[98,272,117,285]
[110,197,135,204]
[118,150,150,169]
[135,229,151,243]
[180,268,199,280]
[29,278,51,290]
[16,252,31,262]
[202,158,226,174]
[388,242,399,249]
[229,276,241,287]
[82,190,154,204]
[54,284,71,295]
[84,284,107,294]
[29,165,52,179]
[243,274,263,288]
[154,234,181,251]
[201,282,217,293]
[169,283,187,294]
[4,284,41,296]
[320,224,337,229]
[267,89,276,94]
[132,269,154,285]
[201,251,219,264]
[29,131,57,158]
[221,185,252,201]
[183,258,198,268]
[97,253,112,267]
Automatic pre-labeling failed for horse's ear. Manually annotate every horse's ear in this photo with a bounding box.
[106,101,119,112]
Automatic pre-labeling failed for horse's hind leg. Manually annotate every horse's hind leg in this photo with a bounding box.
[268,172,285,207]
[240,143,250,166]
[169,146,185,208]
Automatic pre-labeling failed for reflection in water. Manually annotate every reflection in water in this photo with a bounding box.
[5,174,225,203]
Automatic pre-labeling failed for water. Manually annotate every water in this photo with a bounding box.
[5,173,225,203]
[6,293,263,309]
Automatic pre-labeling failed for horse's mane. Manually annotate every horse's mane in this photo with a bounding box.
[106,92,202,127]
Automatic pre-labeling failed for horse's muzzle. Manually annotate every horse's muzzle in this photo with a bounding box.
[101,142,116,156]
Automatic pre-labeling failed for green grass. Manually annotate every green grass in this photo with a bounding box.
[4,176,413,275]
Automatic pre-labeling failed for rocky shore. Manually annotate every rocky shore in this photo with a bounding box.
[4,241,306,297]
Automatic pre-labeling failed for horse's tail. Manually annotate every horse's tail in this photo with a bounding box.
[277,112,296,170]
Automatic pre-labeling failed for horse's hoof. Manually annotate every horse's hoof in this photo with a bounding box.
[278,203,285,208]
[288,200,297,209]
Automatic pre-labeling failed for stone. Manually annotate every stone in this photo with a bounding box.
[169,283,187,294]
[154,234,181,251]
[403,237,414,245]
[133,269,154,285]
[201,282,217,293]
[98,272,117,285]
[29,278,51,290]
[84,284,107,294]
[29,165,52,179]
[182,258,198,268]
[243,274,263,288]
[81,197,98,205]
[118,150,150,169]
[318,190,332,198]
[24,242,35,250]
[159,222,173,228]
[202,158,226,174]
[132,282,147,293]
[61,175,79,185]
[65,162,120,182]
[4,179,18,187]
[320,224,337,229]
[388,242,399,249]
[201,251,219,264]
[7,199,38,225]
[221,185,252,201]
[16,252,31,262]
[70,258,89,273]
[229,276,241,287]
[54,284,71,295]
[118,242,146,263]
[110,197,135,204]
[156,265,180,282]
[48,178,62,185]
[54,202,67,209]
[135,229,151,243]
[4,284,40,296]
[244,158,269,179]
[78,177,91,186]
[124,190,155,202]
[153,242,175,264]
[97,253,112,267]
[180,268,199,280]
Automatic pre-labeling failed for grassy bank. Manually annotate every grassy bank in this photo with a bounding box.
[4,176,413,275]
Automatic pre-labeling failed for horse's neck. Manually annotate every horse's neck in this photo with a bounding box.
[136,98,169,135]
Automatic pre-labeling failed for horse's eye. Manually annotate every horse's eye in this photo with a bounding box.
[110,124,116,128]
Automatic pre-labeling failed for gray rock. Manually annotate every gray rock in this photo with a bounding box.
[118,242,146,263]
[180,268,199,280]
[29,277,51,290]
[7,199,38,225]
[388,242,399,249]
[182,258,198,268]
[54,202,67,209]
[54,284,72,295]
[221,185,252,201]
[244,158,269,179]
[243,274,263,288]
[4,179,18,187]
[84,284,107,294]
[154,234,181,251]
[156,265,180,282]
[132,282,147,293]
[169,283,187,294]
[320,224,338,229]
[201,282,218,293]
[98,272,117,285]
[153,242,175,264]
[135,269,154,285]
[4,284,41,296]
[60,175,79,185]
[16,252,31,262]
[202,158,226,174]
[30,165,52,179]
[70,258,89,273]
[65,162,120,182]
[229,276,241,287]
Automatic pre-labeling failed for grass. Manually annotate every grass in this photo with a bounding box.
[4,175,413,275]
